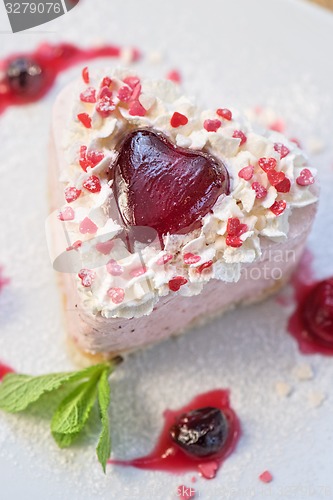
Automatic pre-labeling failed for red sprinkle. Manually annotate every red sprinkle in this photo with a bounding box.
[226,217,248,248]
[267,170,286,187]
[80,87,97,103]
[79,217,98,234]
[78,268,95,287]
[259,471,273,483]
[252,182,268,199]
[95,240,114,255]
[57,206,75,221]
[64,186,81,203]
[107,287,125,304]
[82,175,101,193]
[296,168,315,186]
[82,66,89,84]
[98,86,113,99]
[77,113,92,128]
[79,147,104,171]
[169,276,188,292]
[106,259,124,276]
[129,100,146,117]
[216,108,232,121]
[204,119,221,132]
[232,130,247,146]
[157,254,173,265]
[258,157,277,172]
[101,76,112,88]
[123,76,140,89]
[270,200,287,216]
[197,260,213,273]
[274,143,290,159]
[275,177,291,193]
[183,253,201,265]
[269,119,285,133]
[238,165,254,181]
[166,70,181,84]
[170,112,188,128]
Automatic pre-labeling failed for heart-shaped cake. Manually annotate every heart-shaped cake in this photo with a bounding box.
[112,129,230,236]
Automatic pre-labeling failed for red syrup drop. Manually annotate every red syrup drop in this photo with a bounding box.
[0,362,14,381]
[0,42,140,114]
[109,389,241,479]
[287,251,333,355]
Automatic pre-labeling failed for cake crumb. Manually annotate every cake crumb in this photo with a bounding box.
[308,390,326,408]
[259,470,273,483]
[293,363,314,381]
[275,381,293,398]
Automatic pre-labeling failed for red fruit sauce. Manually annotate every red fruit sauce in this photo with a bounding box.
[0,362,14,381]
[0,42,140,114]
[109,389,241,480]
[112,129,230,236]
[287,252,333,355]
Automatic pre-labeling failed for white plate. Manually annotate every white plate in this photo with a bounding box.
[1,1,333,499]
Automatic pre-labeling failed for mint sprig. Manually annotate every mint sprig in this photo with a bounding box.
[0,362,118,472]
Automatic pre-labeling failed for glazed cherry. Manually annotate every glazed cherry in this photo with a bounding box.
[6,57,43,96]
[112,129,229,236]
[169,407,229,458]
[302,279,333,344]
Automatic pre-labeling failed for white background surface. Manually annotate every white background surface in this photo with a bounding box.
[0,0,333,499]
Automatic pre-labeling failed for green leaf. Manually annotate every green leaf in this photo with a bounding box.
[96,369,112,473]
[51,372,101,447]
[0,364,108,413]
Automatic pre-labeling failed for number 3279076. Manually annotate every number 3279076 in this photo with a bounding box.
[5,2,62,14]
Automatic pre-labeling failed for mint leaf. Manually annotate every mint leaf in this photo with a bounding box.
[96,369,112,473]
[0,364,108,413]
[51,372,101,447]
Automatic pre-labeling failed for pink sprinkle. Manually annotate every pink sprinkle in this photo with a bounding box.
[130,266,147,277]
[198,460,218,479]
[233,130,247,146]
[100,76,112,88]
[296,168,315,186]
[57,206,75,221]
[216,108,232,121]
[156,254,173,265]
[129,100,146,117]
[131,83,142,101]
[252,182,268,199]
[106,259,124,276]
[274,143,290,159]
[98,86,113,100]
[259,470,273,483]
[117,85,132,102]
[82,66,89,84]
[64,186,81,203]
[267,170,286,187]
[78,268,95,288]
[0,266,10,292]
[183,252,201,265]
[96,95,116,118]
[79,217,98,234]
[204,119,221,132]
[107,287,125,304]
[258,157,277,172]
[80,87,97,103]
[238,165,254,181]
[82,175,101,193]
[77,112,92,128]
[66,240,82,252]
[275,177,291,193]
[269,119,285,133]
[170,112,188,128]
[95,240,114,255]
[177,485,196,500]
[166,69,181,83]
[123,76,140,89]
